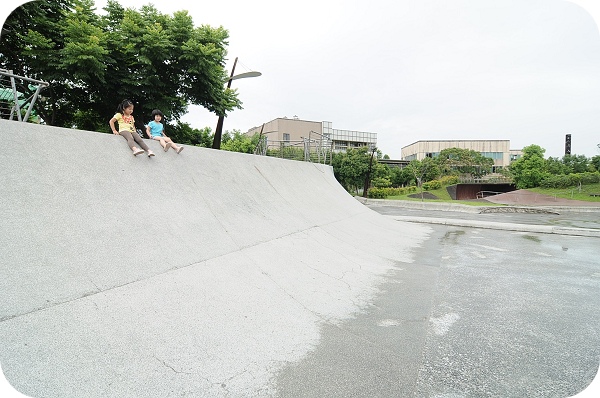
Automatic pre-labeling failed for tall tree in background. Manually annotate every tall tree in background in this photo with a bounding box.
[509,144,549,189]
[405,157,439,200]
[332,147,383,195]
[0,0,240,130]
[436,147,493,177]
[332,148,367,194]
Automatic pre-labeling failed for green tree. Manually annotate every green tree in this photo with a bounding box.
[405,157,439,200]
[372,176,392,188]
[372,161,390,182]
[221,130,259,154]
[546,156,570,175]
[332,147,376,195]
[561,154,590,174]
[0,0,240,130]
[509,144,549,189]
[389,166,413,187]
[590,155,600,172]
[436,147,493,177]
[0,0,71,78]
[168,122,213,147]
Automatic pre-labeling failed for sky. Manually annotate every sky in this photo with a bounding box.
[2,0,600,160]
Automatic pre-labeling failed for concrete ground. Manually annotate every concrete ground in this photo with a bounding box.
[1,119,599,397]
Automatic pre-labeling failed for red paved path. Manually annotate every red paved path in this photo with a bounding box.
[484,189,600,207]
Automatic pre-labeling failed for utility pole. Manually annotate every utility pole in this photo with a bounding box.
[212,57,238,149]
[363,145,377,198]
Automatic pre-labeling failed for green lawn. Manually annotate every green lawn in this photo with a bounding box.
[385,187,488,206]
[529,183,600,203]
[383,182,600,204]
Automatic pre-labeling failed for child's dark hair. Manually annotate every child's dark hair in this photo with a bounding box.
[151,109,164,118]
[116,99,134,114]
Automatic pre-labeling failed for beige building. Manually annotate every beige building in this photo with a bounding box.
[246,117,377,152]
[401,140,522,172]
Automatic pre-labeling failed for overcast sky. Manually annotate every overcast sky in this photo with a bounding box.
[3,0,600,159]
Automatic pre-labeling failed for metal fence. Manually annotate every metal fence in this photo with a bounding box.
[254,130,333,164]
[0,69,49,123]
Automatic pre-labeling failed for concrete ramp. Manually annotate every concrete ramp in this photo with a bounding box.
[0,119,430,397]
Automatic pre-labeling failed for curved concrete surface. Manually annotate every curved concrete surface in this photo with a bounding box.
[0,120,430,397]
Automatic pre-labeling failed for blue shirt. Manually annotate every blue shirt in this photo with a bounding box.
[148,121,164,137]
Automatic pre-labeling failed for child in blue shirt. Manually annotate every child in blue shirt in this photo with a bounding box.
[146,109,184,153]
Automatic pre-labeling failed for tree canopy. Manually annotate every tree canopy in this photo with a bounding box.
[436,147,493,177]
[0,0,241,130]
[508,144,549,189]
[332,147,384,195]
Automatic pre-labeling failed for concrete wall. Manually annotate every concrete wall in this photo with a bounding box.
[454,183,515,200]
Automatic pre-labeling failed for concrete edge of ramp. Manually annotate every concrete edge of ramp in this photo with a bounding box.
[0,119,431,397]
[387,216,600,238]
[356,196,600,214]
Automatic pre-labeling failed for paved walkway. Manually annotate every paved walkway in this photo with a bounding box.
[484,189,600,207]
[357,191,600,238]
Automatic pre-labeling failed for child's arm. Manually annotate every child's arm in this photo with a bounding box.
[146,125,151,138]
[109,117,119,134]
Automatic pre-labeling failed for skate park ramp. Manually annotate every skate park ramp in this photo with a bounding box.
[0,119,431,397]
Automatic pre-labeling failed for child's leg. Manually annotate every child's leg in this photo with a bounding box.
[120,131,139,151]
[156,137,171,151]
[132,131,150,151]
[165,137,182,152]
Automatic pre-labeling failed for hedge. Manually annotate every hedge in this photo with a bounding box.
[367,186,417,198]
[539,172,600,189]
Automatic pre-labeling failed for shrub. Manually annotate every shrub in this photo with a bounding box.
[422,180,442,191]
[539,172,600,188]
[540,174,572,189]
[367,187,387,199]
[367,187,412,198]
[580,172,600,184]
[372,177,392,188]
[439,175,459,186]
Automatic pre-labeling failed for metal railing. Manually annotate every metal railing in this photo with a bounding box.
[254,130,333,165]
[459,175,513,184]
[0,69,49,123]
[476,191,504,199]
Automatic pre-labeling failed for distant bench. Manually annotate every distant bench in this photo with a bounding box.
[590,193,600,197]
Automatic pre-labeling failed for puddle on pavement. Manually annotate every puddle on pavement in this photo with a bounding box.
[522,235,541,243]
[441,230,465,244]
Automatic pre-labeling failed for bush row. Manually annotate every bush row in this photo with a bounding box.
[367,186,418,199]
[539,172,600,189]
[367,176,458,198]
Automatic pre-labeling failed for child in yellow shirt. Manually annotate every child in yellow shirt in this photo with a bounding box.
[109,99,155,157]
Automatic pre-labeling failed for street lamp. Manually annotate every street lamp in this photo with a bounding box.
[363,144,377,198]
[211,57,261,149]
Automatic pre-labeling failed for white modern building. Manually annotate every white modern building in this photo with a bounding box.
[401,140,522,172]
[246,117,377,152]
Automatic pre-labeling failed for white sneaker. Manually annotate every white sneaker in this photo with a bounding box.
[164,142,172,152]
[147,150,155,157]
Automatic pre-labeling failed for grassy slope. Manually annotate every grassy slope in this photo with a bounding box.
[386,186,486,206]
[529,182,600,203]
[384,182,600,204]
